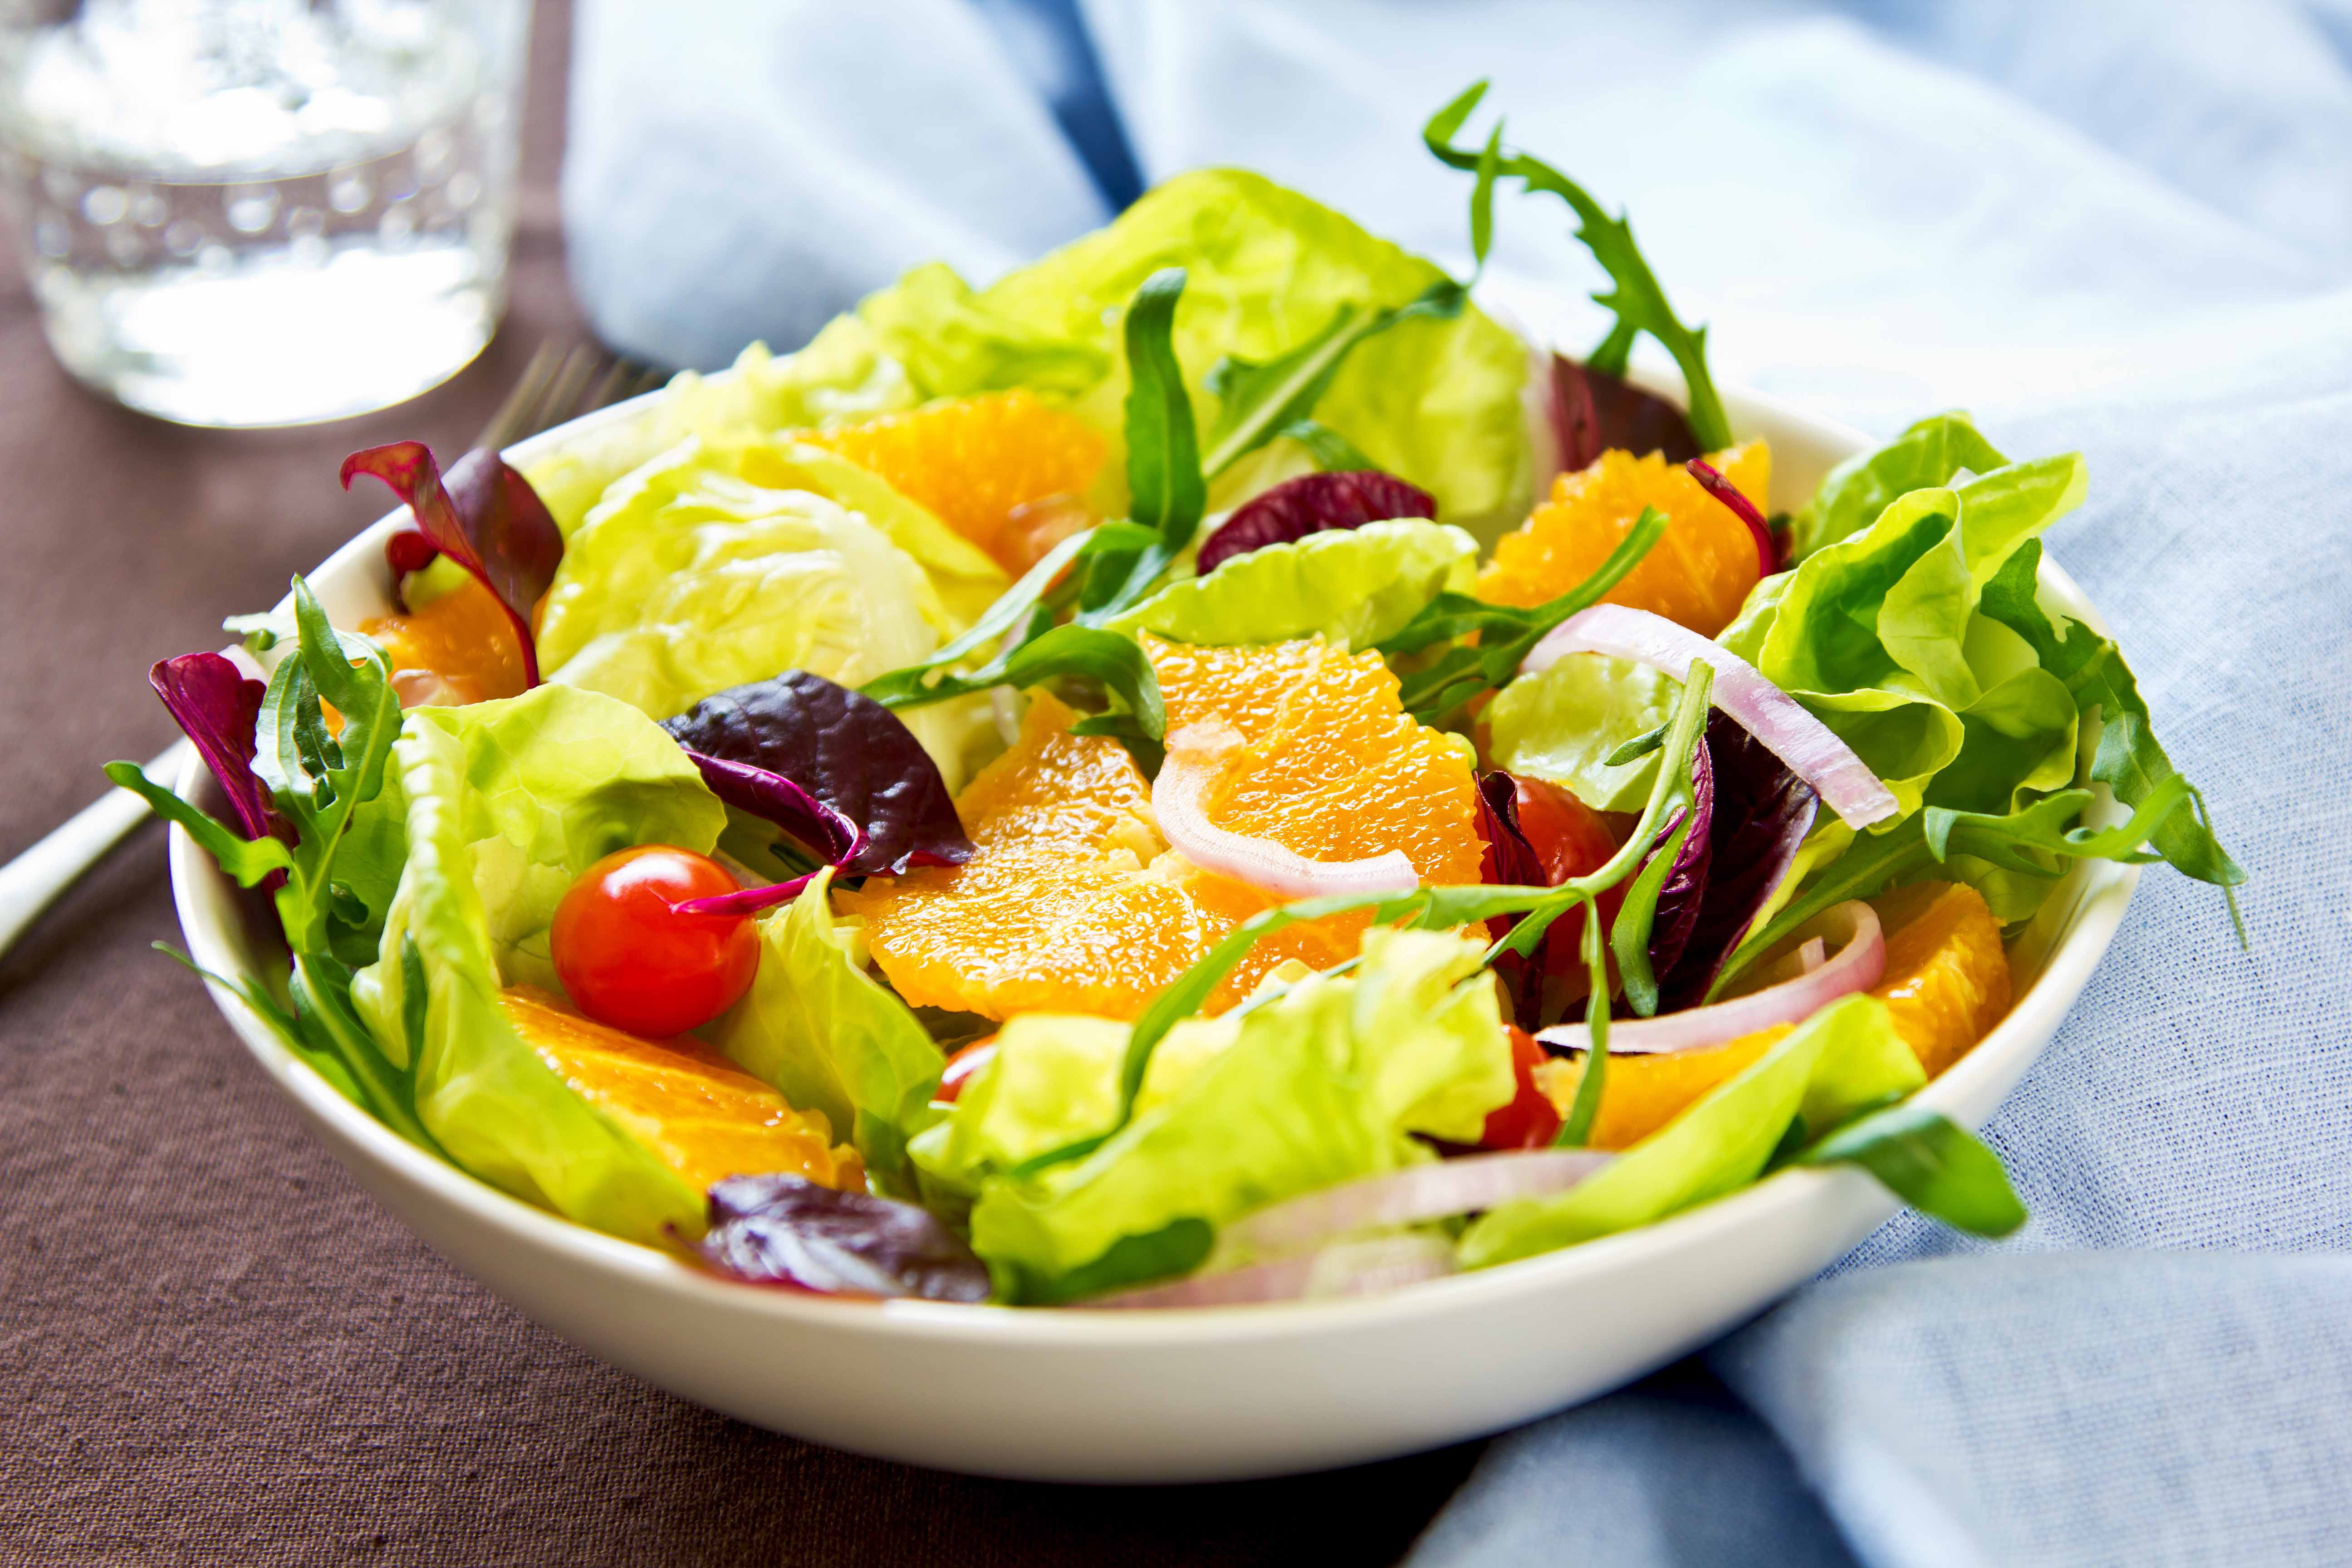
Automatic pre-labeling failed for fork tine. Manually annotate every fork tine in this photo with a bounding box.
[533,344,602,440]
[473,341,562,452]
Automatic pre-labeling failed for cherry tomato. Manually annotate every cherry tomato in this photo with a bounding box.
[551,845,760,1037]
[1480,1025,1563,1150]
[936,1037,999,1103]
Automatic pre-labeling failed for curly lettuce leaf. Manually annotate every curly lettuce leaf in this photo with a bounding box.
[963,928,1514,1303]
[521,321,920,539]
[1460,994,1924,1266]
[532,435,1001,781]
[956,168,1529,535]
[346,686,727,1244]
[709,870,946,1190]
[1486,650,1681,811]
[1787,412,2009,565]
[1101,519,1477,652]
[1741,456,2087,823]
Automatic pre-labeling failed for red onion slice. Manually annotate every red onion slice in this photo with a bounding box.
[1220,1149,1616,1260]
[1088,1234,1456,1309]
[1152,719,1418,898]
[1538,899,1884,1055]
[1521,605,1901,829]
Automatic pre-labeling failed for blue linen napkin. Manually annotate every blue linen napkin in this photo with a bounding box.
[564,2,2352,1559]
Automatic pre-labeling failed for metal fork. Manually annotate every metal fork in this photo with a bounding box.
[0,343,662,961]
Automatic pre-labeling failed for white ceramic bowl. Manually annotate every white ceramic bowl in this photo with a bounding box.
[170,374,2135,1483]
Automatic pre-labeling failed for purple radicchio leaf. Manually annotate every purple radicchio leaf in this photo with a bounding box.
[1550,353,1701,475]
[1642,727,1715,986]
[699,1174,990,1303]
[1194,470,1437,575]
[1475,769,1552,1030]
[659,671,972,877]
[1657,714,1819,1011]
[341,441,564,684]
[149,652,287,845]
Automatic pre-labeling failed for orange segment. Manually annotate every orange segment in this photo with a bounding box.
[1534,1026,1789,1152]
[1869,882,2012,1077]
[500,986,860,1194]
[1477,441,1772,636]
[798,391,1107,574]
[840,637,1485,1022]
[361,575,528,704]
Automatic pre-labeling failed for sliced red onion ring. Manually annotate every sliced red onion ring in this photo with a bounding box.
[1220,1149,1616,1260]
[1521,605,1901,829]
[1152,719,1418,898]
[1538,899,1884,1056]
[1088,1234,1456,1309]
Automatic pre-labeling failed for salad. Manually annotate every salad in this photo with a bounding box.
[128,85,2243,1310]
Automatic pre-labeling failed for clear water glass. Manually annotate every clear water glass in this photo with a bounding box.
[0,0,529,427]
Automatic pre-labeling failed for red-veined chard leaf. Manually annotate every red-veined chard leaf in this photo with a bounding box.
[1194,470,1438,575]
[340,441,564,684]
[659,671,972,877]
[699,1174,991,1302]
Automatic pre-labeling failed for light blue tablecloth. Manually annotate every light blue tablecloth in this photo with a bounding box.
[565,3,2352,1560]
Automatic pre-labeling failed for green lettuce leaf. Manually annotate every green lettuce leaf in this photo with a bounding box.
[1101,519,1478,651]
[962,928,1515,1302]
[1786,412,2010,564]
[927,169,1529,535]
[521,320,920,539]
[531,434,1003,782]
[1485,650,1681,811]
[708,869,946,1190]
[1458,994,1924,1267]
[1743,456,2088,822]
[858,260,1109,402]
[347,685,727,1244]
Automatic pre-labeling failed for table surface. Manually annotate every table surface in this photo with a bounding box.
[0,3,1481,1561]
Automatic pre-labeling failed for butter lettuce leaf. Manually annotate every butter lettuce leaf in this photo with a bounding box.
[1485,650,1681,811]
[347,685,727,1244]
[1459,995,1923,1267]
[877,169,1529,535]
[522,319,920,540]
[1786,412,2009,564]
[1101,519,1477,651]
[1741,456,2088,823]
[962,929,1515,1303]
[710,870,946,1190]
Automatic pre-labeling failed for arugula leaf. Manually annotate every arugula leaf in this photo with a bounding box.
[1796,1100,2026,1236]
[1121,268,1205,548]
[1376,505,1668,725]
[1424,81,1731,451]
[1552,896,1612,1147]
[106,761,291,888]
[1979,538,2245,931]
[873,622,1166,776]
[1198,279,1470,480]
[1924,778,2190,875]
[1278,419,1379,473]
[1709,817,1936,999]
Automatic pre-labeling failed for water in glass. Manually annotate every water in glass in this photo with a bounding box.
[0,0,527,426]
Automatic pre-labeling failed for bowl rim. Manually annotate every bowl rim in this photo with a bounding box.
[169,371,2138,1346]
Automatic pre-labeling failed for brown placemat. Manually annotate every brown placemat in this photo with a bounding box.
[0,4,1480,1562]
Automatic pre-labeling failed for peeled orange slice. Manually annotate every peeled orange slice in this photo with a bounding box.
[501,986,860,1194]
[798,391,1107,574]
[840,636,1486,1021]
[1478,441,1772,637]
[1534,1024,1789,1152]
[1868,881,2013,1077]
[362,575,529,704]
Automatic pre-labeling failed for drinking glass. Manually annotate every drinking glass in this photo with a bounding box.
[0,0,530,427]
